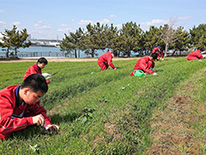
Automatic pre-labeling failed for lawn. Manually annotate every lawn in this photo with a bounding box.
[0,58,206,154]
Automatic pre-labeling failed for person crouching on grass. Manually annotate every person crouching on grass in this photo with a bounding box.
[0,74,60,141]
[130,53,158,76]
[186,47,205,61]
[23,57,50,84]
[152,46,164,61]
[97,50,117,71]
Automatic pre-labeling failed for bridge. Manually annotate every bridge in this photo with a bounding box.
[28,39,62,47]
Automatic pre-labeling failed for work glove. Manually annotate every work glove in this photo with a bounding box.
[151,68,155,71]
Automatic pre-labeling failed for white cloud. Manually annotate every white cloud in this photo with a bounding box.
[34,24,51,29]
[177,16,190,20]
[109,14,117,18]
[57,28,72,32]
[37,20,43,23]
[78,19,94,25]
[12,21,21,26]
[61,24,70,27]
[98,19,110,24]
[141,19,167,26]
[0,9,4,13]
[0,21,6,25]
[78,19,110,26]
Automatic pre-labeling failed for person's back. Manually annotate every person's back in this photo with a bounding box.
[187,48,204,61]
[98,52,113,63]
[97,51,117,71]
[131,53,158,76]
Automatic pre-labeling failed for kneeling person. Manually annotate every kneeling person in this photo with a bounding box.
[131,53,158,76]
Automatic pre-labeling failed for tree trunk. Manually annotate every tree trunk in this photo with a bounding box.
[74,49,77,58]
[15,49,18,57]
[164,43,169,58]
[91,49,95,57]
[6,48,9,58]
[78,49,80,58]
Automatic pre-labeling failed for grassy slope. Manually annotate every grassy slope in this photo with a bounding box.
[0,58,205,154]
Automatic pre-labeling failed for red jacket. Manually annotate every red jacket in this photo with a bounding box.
[0,85,51,141]
[23,64,42,80]
[187,50,204,60]
[133,56,154,74]
[152,46,163,60]
[98,52,115,69]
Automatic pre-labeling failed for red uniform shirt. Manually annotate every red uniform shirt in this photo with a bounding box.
[132,56,154,74]
[98,52,115,69]
[152,46,163,60]
[23,64,42,80]
[0,85,51,141]
[187,50,204,60]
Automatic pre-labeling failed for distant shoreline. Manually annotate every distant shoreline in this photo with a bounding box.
[0,57,138,63]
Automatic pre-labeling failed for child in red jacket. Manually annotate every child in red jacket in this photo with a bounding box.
[23,57,50,83]
[131,53,158,76]
[187,47,205,61]
[152,46,164,61]
[98,50,117,71]
[0,74,59,141]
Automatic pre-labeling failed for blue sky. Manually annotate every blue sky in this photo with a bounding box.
[0,0,205,40]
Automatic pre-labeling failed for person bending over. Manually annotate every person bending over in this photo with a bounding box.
[97,50,117,71]
[152,46,164,61]
[130,53,158,76]
[187,47,205,61]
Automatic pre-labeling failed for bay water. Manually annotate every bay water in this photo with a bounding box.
[0,46,106,58]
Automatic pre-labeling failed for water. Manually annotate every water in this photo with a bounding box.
[0,46,139,58]
[0,46,106,58]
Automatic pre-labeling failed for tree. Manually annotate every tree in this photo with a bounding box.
[142,26,163,56]
[157,19,185,57]
[170,27,190,56]
[60,28,84,58]
[0,25,31,58]
[81,22,108,57]
[117,21,143,57]
[190,24,206,49]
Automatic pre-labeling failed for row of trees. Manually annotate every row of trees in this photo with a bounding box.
[0,21,206,58]
[60,21,206,58]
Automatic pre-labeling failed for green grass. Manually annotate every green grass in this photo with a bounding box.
[0,58,206,154]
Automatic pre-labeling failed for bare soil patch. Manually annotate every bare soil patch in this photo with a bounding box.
[147,77,206,154]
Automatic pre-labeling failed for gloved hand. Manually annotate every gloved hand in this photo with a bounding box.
[151,68,155,71]
[114,68,117,70]
[153,72,157,76]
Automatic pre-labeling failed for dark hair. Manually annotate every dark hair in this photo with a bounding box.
[112,51,118,57]
[150,52,158,60]
[37,57,48,65]
[21,74,48,93]
[197,47,205,52]
[158,46,163,51]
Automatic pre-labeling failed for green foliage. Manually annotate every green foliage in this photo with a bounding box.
[0,25,31,57]
[190,24,206,49]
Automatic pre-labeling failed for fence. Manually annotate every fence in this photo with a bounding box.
[0,51,67,58]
